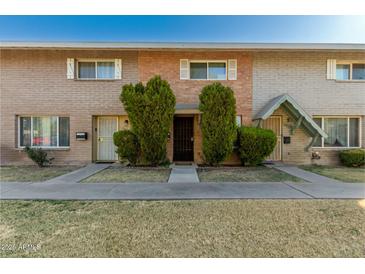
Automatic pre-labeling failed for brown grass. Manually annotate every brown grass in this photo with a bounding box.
[301,165,365,183]
[0,166,81,182]
[1,200,364,257]
[198,166,304,182]
[82,167,170,183]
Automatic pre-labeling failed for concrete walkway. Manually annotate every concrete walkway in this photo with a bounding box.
[270,163,343,184]
[44,163,110,184]
[0,163,364,200]
[168,165,199,183]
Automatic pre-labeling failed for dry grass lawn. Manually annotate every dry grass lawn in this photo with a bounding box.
[1,200,364,257]
[0,166,81,182]
[198,166,304,182]
[301,165,365,183]
[82,167,170,183]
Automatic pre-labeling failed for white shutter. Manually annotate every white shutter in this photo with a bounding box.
[180,59,189,80]
[114,59,122,79]
[326,59,336,80]
[67,58,75,79]
[228,59,237,80]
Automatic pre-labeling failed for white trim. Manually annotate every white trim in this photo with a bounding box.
[189,60,227,80]
[312,115,362,149]
[76,59,117,80]
[228,59,237,80]
[18,115,70,149]
[335,61,365,81]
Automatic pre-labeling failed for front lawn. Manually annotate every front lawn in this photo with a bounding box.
[198,166,304,182]
[0,166,81,182]
[82,167,170,183]
[0,200,364,257]
[301,165,365,183]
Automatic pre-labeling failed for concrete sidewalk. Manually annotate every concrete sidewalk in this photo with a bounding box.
[1,163,364,200]
[1,180,364,200]
[44,163,110,184]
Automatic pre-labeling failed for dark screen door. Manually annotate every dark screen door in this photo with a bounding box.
[173,117,194,161]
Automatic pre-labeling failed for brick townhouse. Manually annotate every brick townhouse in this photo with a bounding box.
[0,42,364,165]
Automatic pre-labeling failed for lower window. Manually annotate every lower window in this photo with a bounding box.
[19,116,70,148]
[313,117,360,148]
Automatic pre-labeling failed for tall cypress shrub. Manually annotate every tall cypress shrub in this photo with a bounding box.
[199,82,237,165]
[120,76,176,165]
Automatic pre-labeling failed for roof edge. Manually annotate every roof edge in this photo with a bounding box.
[1,41,364,50]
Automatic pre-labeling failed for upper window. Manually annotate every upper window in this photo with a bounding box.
[336,62,365,80]
[78,60,115,79]
[189,61,227,80]
[19,116,70,148]
[313,117,360,148]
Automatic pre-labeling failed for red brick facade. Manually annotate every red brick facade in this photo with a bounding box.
[0,49,252,165]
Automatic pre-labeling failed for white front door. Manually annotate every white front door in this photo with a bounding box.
[97,116,118,161]
[262,116,282,161]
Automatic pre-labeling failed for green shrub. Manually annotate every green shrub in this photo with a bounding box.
[199,82,237,165]
[24,146,54,167]
[113,130,140,165]
[339,149,365,167]
[237,126,277,166]
[120,75,176,166]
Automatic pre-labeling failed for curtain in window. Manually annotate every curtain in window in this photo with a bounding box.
[78,62,96,79]
[349,118,359,147]
[324,118,348,147]
[352,64,365,80]
[97,62,115,79]
[336,64,350,80]
[208,63,226,80]
[59,117,70,147]
[312,118,322,147]
[190,63,207,79]
[32,117,58,146]
[20,117,31,146]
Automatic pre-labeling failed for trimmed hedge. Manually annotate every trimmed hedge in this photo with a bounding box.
[199,82,237,165]
[24,146,54,167]
[113,130,140,166]
[120,75,176,166]
[339,149,365,167]
[237,126,277,166]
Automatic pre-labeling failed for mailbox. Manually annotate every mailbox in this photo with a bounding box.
[283,136,291,144]
[76,132,88,141]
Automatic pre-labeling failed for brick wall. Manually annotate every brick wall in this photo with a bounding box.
[253,51,365,116]
[0,49,138,165]
[138,50,253,125]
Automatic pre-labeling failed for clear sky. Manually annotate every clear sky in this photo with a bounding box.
[0,16,364,43]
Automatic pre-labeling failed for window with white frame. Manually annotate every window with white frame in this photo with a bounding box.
[78,60,115,79]
[313,117,361,148]
[189,61,227,80]
[19,116,70,148]
[336,62,365,80]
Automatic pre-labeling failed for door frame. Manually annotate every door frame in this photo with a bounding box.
[96,116,119,162]
[264,115,282,161]
[173,115,194,162]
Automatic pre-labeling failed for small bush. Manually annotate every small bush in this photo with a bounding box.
[24,146,54,167]
[237,126,277,166]
[199,82,237,165]
[339,149,365,167]
[113,130,140,165]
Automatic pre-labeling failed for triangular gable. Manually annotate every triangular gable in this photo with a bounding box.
[253,94,328,138]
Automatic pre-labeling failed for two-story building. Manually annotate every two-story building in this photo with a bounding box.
[0,42,364,165]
